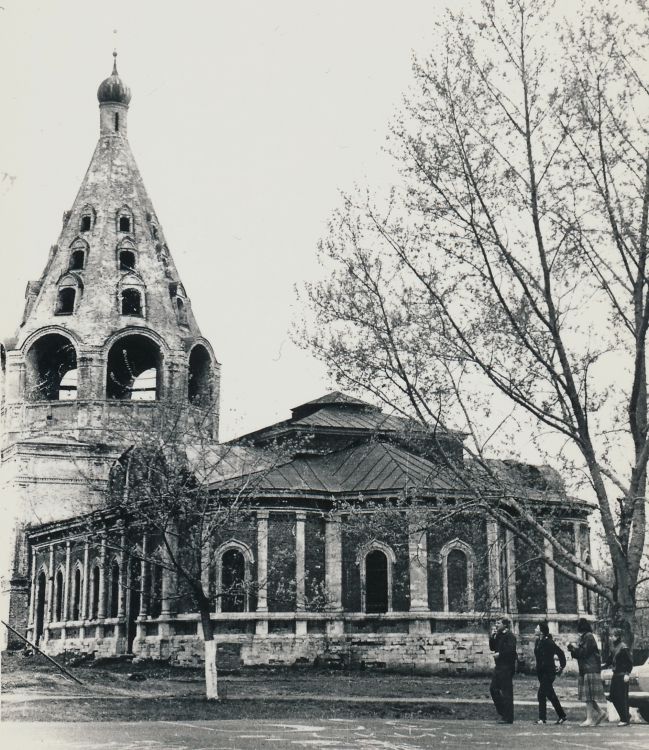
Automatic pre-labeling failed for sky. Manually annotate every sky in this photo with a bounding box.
[0,0,464,440]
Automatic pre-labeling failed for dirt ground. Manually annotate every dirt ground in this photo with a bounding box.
[1,650,580,723]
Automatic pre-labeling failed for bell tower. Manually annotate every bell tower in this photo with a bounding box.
[1,55,220,643]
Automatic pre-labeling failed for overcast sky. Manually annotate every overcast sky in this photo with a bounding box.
[0,0,466,439]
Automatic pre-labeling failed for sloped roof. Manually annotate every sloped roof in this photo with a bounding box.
[217,440,461,496]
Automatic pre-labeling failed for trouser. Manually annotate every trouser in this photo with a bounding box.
[609,674,630,723]
[537,673,566,721]
[490,667,514,722]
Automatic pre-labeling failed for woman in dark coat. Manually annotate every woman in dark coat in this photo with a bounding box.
[567,618,607,726]
[534,621,567,724]
[603,627,633,726]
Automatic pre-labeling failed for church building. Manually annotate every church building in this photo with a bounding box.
[1,59,593,673]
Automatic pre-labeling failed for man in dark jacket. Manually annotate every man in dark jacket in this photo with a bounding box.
[603,627,633,726]
[534,621,567,724]
[489,618,517,723]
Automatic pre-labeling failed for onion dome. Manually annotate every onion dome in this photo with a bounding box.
[97,52,131,105]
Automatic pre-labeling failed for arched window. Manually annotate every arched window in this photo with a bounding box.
[215,541,253,613]
[357,541,396,614]
[35,570,47,644]
[149,560,163,619]
[121,288,142,316]
[54,568,64,622]
[72,566,82,620]
[91,564,101,619]
[56,287,76,315]
[25,333,77,402]
[117,206,133,234]
[79,205,95,232]
[114,112,120,132]
[70,250,85,270]
[119,250,136,270]
[109,560,120,618]
[188,344,213,406]
[106,334,162,400]
[440,539,475,612]
[176,298,188,326]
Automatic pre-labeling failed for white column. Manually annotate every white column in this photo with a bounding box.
[81,539,90,621]
[408,518,430,634]
[486,519,502,612]
[574,521,585,614]
[46,544,55,625]
[98,534,107,619]
[295,512,307,636]
[118,528,127,618]
[62,541,71,636]
[28,549,37,629]
[137,533,148,641]
[325,515,343,637]
[543,534,557,614]
[505,528,518,617]
[256,510,269,636]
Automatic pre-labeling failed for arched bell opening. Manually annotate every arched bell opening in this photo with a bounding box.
[188,344,213,407]
[25,333,78,402]
[106,334,162,401]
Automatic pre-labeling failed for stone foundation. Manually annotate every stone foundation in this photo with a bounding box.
[35,627,581,675]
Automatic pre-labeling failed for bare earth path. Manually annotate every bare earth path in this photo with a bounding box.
[1,718,647,750]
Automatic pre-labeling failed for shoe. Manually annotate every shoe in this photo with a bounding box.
[498,719,514,724]
[593,711,606,726]
[579,720,594,727]
[555,717,567,725]
[617,721,630,726]
[535,720,546,725]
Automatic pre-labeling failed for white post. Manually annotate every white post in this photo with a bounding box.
[256,510,269,636]
[98,534,107,619]
[28,549,37,629]
[46,544,55,625]
[295,511,307,636]
[325,514,343,637]
[505,528,518,618]
[80,539,89,637]
[486,519,502,612]
[408,517,429,634]
[118,528,127,619]
[544,535,557,614]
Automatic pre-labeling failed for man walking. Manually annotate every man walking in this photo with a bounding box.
[489,618,517,724]
[534,621,567,724]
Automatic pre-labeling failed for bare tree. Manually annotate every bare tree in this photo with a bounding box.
[79,405,284,700]
[300,0,649,643]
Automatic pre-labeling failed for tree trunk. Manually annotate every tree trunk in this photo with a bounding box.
[199,608,218,700]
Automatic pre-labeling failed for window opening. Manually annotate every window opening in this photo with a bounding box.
[176,298,188,326]
[121,288,142,316]
[55,569,64,622]
[447,548,469,612]
[80,215,92,232]
[110,561,120,618]
[130,369,157,400]
[91,565,101,619]
[25,334,77,401]
[119,216,131,232]
[58,369,78,400]
[106,334,162,400]
[70,250,85,270]
[72,568,82,620]
[221,549,246,613]
[149,562,162,618]
[35,572,46,644]
[188,345,213,406]
[56,287,76,315]
[119,250,136,270]
[114,112,119,132]
[365,550,388,613]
